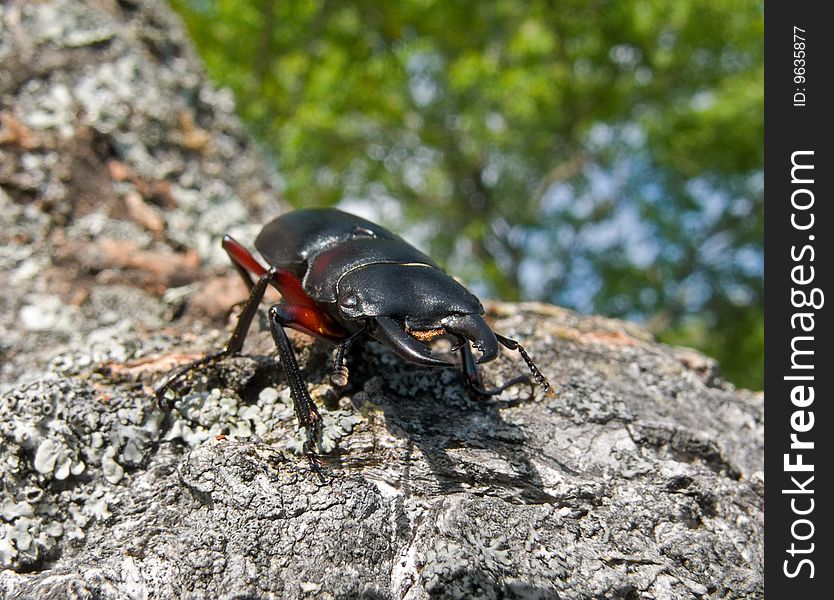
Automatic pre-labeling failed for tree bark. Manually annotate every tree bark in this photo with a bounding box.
[0,2,763,598]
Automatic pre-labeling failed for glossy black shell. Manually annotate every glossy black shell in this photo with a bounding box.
[254,208,482,320]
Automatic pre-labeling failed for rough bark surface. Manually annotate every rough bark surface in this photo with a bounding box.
[0,1,763,599]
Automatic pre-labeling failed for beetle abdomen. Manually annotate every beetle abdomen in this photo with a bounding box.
[303,237,439,303]
[255,208,399,276]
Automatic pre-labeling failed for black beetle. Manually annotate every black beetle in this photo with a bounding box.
[157,208,552,455]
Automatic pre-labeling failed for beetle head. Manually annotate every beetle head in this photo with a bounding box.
[336,263,498,366]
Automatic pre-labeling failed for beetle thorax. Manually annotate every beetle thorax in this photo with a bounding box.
[335,263,483,325]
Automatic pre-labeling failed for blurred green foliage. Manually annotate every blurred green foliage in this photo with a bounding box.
[172,0,763,389]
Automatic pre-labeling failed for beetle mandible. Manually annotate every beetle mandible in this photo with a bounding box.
[156,208,553,455]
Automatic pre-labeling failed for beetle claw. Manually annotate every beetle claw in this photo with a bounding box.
[373,316,454,367]
[441,314,499,364]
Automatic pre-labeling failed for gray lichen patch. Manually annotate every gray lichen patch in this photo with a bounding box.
[0,378,118,569]
[100,446,125,485]
[32,437,85,480]
[0,353,361,572]
[164,378,361,455]
[317,406,362,453]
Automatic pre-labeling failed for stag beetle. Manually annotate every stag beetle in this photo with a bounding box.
[156,208,552,456]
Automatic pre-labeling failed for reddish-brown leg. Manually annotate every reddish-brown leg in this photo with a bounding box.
[222,234,345,340]
[157,234,351,477]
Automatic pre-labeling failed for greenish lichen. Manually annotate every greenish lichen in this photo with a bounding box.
[165,383,361,455]
[33,437,85,480]
[101,446,125,485]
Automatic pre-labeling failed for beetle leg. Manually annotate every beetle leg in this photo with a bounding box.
[155,266,279,407]
[459,339,487,393]
[267,305,323,454]
[459,341,531,398]
[223,267,280,354]
[154,349,226,408]
[224,234,347,341]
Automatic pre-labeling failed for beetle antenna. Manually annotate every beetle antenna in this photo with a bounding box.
[329,325,368,388]
[495,333,555,398]
[330,341,350,387]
